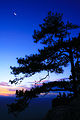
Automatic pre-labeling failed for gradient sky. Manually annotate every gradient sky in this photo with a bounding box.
[0,0,80,95]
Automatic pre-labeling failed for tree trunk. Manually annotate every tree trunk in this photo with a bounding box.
[69,48,77,96]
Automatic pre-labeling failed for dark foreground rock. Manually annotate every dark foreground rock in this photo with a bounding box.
[43,95,80,120]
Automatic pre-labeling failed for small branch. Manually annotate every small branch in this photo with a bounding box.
[35,71,49,84]
[9,73,35,84]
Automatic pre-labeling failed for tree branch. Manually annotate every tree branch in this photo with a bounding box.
[35,71,49,84]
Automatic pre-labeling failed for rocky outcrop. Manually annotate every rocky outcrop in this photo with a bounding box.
[43,96,80,120]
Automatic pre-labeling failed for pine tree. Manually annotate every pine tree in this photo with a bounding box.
[10,11,80,94]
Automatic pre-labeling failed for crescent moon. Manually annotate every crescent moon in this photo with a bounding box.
[13,12,17,16]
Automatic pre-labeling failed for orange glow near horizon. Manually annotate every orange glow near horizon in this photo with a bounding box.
[0,80,50,96]
[0,82,29,96]
[0,87,15,96]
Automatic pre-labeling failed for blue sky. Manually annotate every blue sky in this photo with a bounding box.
[0,0,80,89]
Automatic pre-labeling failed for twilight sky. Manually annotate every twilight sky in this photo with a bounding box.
[0,0,80,95]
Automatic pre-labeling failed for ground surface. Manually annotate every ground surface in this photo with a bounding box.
[43,95,80,120]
